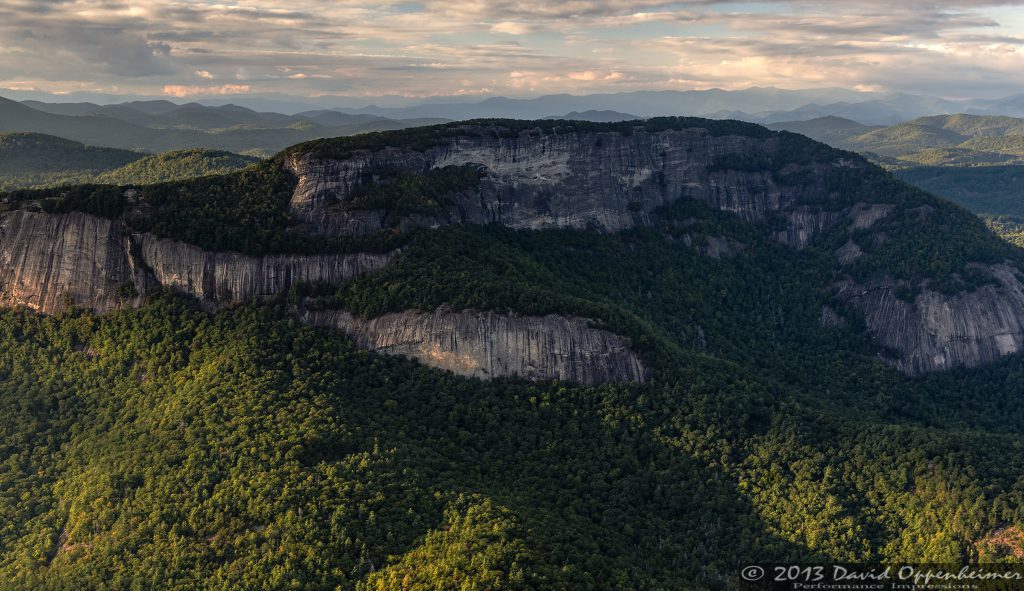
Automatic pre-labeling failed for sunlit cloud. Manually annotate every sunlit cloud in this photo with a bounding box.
[163,83,251,97]
[0,0,1022,99]
[490,22,532,35]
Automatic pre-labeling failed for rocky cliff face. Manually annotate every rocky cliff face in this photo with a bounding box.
[0,210,392,313]
[839,265,1024,375]
[285,127,858,239]
[0,210,142,313]
[137,235,392,306]
[305,307,648,384]
[8,121,1024,379]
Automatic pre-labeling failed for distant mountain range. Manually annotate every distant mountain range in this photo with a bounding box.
[768,113,1024,166]
[329,89,1024,125]
[10,87,1024,141]
[769,114,1024,216]
[543,110,640,122]
[0,97,448,155]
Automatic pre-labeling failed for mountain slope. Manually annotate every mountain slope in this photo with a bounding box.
[0,136,260,190]
[0,132,145,189]
[3,118,1024,588]
[770,113,1024,216]
[0,133,141,175]
[95,149,260,185]
[766,116,881,144]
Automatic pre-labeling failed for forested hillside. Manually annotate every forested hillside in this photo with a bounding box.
[768,114,1024,217]
[2,118,1024,589]
[0,133,143,190]
[0,136,260,191]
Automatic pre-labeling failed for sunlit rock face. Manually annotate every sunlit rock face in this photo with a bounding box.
[305,307,649,385]
[0,210,392,314]
[285,126,863,239]
[7,121,1024,378]
[0,210,142,313]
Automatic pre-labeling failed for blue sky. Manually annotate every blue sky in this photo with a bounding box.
[1,0,1023,101]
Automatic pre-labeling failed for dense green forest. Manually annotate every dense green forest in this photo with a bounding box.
[2,118,1024,588]
[896,165,1024,215]
[0,134,260,192]
[4,219,1024,588]
[0,133,143,190]
[767,115,1024,218]
[93,149,260,185]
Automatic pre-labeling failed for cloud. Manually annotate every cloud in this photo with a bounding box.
[490,21,532,35]
[1,0,1024,99]
[163,83,251,97]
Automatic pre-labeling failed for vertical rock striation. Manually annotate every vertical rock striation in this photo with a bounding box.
[284,127,859,239]
[840,265,1024,374]
[0,210,142,313]
[137,234,393,306]
[0,210,393,314]
[305,307,649,385]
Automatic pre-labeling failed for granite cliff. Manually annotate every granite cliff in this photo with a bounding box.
[839,264,1024,375]
[305,307,648,385]
[0,209,392,313]
[5,118,1024,378]
[284,125,860,243]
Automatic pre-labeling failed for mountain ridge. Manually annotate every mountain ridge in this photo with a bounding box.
[2,117,1021,376]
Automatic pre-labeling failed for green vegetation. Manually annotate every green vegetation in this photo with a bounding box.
[0,138,260,192]
[896,166,1024,215]
[3,117,1024,588]
[770,114,1024,169]
[344,165,482,217]
[0,132,143,190]
[983,214,1024,248]
[770,114,1024,225]
[5,202,1024,587]
[95,148,260,185]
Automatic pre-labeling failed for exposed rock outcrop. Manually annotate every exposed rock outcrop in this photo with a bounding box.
[0,210,142,313]
[285,127,866,242]
[137,235,392,306]
[6,120,1024,379]
[836,240,863,265]
[305,307,648,385]
[840,265,1024,374]
[0,210,392,314]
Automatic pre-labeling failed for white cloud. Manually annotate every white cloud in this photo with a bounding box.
[163,83,251,97]
[490,21,532,35]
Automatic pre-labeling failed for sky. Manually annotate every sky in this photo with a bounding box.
[1,0,1023,102]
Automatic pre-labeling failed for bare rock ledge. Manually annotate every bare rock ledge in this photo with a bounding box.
[305,307,649,385]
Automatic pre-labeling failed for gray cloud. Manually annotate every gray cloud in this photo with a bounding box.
[0,0,1023,99]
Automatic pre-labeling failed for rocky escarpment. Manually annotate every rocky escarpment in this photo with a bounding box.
[0,210,144,313]
[137,234,392,305]
[0,209,393,313]
[285,127,863,240]
[0,208,646,384]
[840,264,1024,375]
[305,307,648,385]
[8,119,1024,379]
